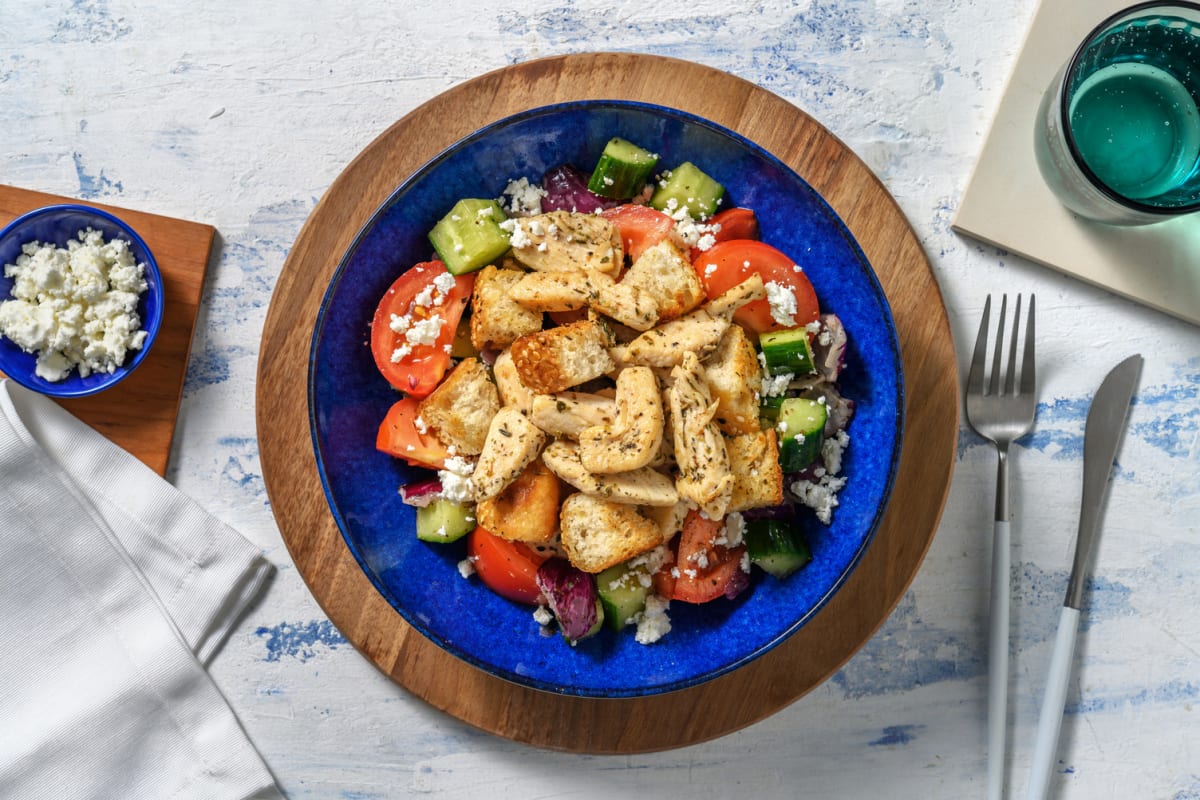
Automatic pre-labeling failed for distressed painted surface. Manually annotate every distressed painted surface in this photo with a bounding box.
[3,0,1198,797]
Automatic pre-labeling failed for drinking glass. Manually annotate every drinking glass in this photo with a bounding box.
[1034,2,1200,225]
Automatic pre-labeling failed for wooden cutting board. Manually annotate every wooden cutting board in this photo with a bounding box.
[0,187,215,476]
[258,53,960,752]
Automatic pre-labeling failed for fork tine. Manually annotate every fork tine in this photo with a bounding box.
[1003,295,1022,396]
[1021,294,1036,395]
[968,294,992,397]
[989,295,1008,396]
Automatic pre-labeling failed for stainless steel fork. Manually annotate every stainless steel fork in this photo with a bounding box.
[965,294,1037,800]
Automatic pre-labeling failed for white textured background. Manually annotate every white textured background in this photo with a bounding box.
[3,1,1199,798]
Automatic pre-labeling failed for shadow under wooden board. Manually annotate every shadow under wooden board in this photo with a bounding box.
[257,53,959,753]
[0,187,214,477]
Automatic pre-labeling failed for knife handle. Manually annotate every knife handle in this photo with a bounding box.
[1026,605,1081,800]
[987,519,1011,800]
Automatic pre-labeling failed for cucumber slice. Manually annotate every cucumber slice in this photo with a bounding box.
[588,137,659,199]
[759,395,786,429]
[759,327,816,376]
[776,397,827,472]
[596,561,650,631]
[649,162,725,218]
[428,198,510,275]
[745,519,812,579]
[415,498,476,543]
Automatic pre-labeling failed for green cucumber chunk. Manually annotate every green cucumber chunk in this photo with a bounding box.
[759,327,816,376]
[776,397,827,472]
[596,561,650,631]
[415,498,476,543]
[649,162,724,218]
[759,395,786,429]
[588,138,659,199]
[745,519,812,579]
[428,198,510,275]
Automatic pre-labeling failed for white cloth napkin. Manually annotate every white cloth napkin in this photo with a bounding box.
[0,380,282,800]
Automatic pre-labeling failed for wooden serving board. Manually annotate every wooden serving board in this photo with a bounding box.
[0,187,214,476]
[258,53,959,752]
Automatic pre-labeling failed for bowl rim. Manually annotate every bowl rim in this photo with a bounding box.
[307,99,905,697]
[0,203,164,398]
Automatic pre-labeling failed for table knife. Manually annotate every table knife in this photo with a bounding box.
[1025,354,1143,800]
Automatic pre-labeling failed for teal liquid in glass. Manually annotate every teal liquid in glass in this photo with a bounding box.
[1068,16,1200,205]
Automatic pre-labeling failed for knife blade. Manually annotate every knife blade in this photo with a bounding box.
[1025,353,1143,800]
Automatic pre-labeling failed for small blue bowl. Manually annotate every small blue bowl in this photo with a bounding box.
[310,101,904,697]
[0,204,163,398]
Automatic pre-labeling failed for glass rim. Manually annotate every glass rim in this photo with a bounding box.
[1059,0,1200,215]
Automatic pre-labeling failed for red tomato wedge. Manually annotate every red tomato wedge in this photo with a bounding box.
[708,207,760,242]
[668,510,749,604]
[600,204,674,263]
[369,260,474,398]
[376,396,452,470]
[693,239,819,335]
[468,526,548,605]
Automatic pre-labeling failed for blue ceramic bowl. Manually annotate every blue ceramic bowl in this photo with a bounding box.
[310,101,904,697]
[0,204,163,398]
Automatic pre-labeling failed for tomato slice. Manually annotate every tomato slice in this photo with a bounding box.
[376,396,453,469]
[708,207,760,243]
[369,260,475,398]
[692,240,820,335]
[467,526,548,605]
[669,510,749,604]
[600,204,674,263]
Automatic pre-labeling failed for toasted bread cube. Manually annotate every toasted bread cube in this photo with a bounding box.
[416,357,499,455]
[705,325,763,436]
[510,319,615,394]
[559,492,664,573]
[475,458,561,544]
[726,429,785,513]
[508,270,592,312]
[469,265,544,351]
[621,239,705,321]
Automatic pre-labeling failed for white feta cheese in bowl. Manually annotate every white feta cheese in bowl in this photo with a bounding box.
[0,204,163,398]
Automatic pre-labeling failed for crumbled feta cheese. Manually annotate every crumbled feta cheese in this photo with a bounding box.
[634,595,672,644]
[724,512,745,547]
[432,271,456,294]
[0,227,149,381]
[389,313,412,334]
[764,281,798,327]
[761,372,792,397]
[405,314,445,346]
[499,217,532,249]
[501,177,546,216]
[790,475,848,524]
[457,558,476,578]
[438,455,476,503]
[533,605,554,626]
[413,416,429,434]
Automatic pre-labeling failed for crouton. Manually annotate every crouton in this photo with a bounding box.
[726,429,785,513]
[475,459,561,544]
[559,492,664,573]
[469,265,544,351]
[492,348,535,414]
[472,407,547,501]
[505,211,622,276]
[705,325,763,436]
[620,239,705,321]
[509,319,615,394]
[416,357,499,455]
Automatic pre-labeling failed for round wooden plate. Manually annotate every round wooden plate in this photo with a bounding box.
[257,53,959,753]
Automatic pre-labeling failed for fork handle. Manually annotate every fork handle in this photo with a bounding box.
[987,519,1011,800]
